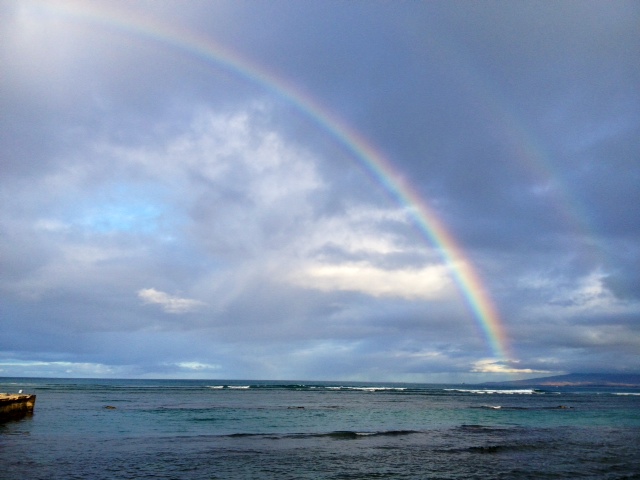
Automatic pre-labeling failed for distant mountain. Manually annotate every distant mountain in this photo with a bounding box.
[484,373,640,387]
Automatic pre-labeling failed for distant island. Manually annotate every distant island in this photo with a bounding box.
[484,373,640,387]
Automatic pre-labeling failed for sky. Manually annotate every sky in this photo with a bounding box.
[1,0,639,382]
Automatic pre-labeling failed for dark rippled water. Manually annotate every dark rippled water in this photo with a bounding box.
[1,378,639,479]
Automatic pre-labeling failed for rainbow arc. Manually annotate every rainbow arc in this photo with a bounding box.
[40,0,512,361]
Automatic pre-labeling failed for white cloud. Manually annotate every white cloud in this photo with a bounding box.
[471,359,551,375]
[289,262,453,300]
[175,361,221,371]
[112,108,324,204]
[138,288,205,314]
[300,205,411,256]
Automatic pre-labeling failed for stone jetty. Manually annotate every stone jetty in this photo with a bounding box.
[0,393,36,421]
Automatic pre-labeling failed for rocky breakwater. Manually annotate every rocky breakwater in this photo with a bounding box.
[0,393,36,421]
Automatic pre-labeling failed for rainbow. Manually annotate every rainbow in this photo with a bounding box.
[447,42,597,251]
[423,25,601,264]
[36,0,511,361]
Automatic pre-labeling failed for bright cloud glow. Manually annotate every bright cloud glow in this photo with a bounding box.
[472,359,551,375]
[290,262,453,299]
[138,288,205,314]
[175,362,221,371]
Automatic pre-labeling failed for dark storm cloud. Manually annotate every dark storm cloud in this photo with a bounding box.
[1,0,638,380]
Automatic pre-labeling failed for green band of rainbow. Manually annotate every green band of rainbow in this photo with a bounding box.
[41,0,511,361]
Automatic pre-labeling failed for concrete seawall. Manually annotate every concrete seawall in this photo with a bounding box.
[0,394,36,421]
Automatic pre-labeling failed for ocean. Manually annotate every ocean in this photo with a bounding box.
[1,378,639,479]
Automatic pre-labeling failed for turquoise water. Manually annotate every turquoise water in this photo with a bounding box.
[1,378,639,479]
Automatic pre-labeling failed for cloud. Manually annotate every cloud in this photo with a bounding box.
[0,360,118,378]
[138,288,205,314]
[289,262,453,300]
[174,361,222,371]
[471,359,551,375]
[0,1,638,380]
[520,271,639,320]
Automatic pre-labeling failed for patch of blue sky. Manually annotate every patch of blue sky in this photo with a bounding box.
[78,202,162,234]
[72,183,171,235]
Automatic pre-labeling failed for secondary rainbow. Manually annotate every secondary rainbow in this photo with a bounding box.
[41,0,511,361]
[421,24,600,265]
